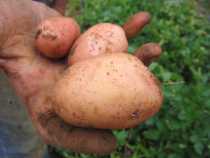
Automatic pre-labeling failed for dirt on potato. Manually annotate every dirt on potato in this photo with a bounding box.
[53,53,163,129]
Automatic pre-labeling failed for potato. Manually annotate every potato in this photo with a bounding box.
[123,12,151,39]
[52,53,163,129]
[68,23,128,65]
[35,17,80,58]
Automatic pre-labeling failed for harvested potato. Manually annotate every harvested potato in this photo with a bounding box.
[53,53,163,129]
[35,17,80,58]
[68,23,128,65]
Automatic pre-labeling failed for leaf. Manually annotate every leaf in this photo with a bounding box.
[143,130,160,141]
[194,142,204,155]
[114,130,128,146]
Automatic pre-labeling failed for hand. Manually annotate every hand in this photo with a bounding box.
[0,0,115,155]
[52,0,67,14]
[0,0,161,155]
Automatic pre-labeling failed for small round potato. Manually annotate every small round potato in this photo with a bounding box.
[53,53,163,129]
[68,23,128,65]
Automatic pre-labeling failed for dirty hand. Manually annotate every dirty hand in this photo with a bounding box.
[0,0,161,155]
[0,0,116,155]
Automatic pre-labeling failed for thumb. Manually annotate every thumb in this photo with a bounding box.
[33,0,67,15]
[52,0,67,15]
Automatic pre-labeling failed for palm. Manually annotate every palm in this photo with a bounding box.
[0,0,116,155]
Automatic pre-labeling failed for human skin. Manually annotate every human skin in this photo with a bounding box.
[52,0,67,14]
[0,0,115,155]
[0,0,162,155]
[33,0,66,14]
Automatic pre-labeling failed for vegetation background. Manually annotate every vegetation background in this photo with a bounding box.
[57,0,210,157]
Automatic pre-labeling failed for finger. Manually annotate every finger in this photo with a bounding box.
[0,0,34,48]
[123,12,151,39]
[37,113,117,155]
[0,59,6,69]
[134,43,162,66]
[32,1,61,20]
[33,1,81,61]
[52,0,67,15]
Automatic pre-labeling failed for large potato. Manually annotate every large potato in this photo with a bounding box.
[68,23,128,65]
[52,53,163,129]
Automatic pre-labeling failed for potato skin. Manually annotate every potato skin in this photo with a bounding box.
[68,23,128,65]
[53,53,163,129]
[35,17,80,58]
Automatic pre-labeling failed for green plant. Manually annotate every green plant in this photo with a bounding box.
[59,0,210,157]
